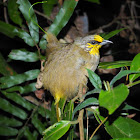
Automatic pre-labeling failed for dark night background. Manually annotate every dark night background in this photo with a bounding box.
[0,0,140,139]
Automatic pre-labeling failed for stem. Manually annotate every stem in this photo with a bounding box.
[86,110,89,140]
[70,119,79,125]
[78,84,85,140]
[78,109,84,140]
[127,80,140,88]
[56,102,61,121]
[89,116,108,140]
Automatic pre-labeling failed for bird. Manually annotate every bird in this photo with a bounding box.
[36,32,112,121]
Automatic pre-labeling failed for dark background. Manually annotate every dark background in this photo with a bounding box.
[0,0,140,139]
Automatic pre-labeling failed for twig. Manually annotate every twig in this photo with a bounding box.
[16,106,39,140]
[127,80,140,88]
[34,9,52,22]
[86,109,89,140]
[89,116,108,140]
[78,84,85,140]
[3,0,8,23]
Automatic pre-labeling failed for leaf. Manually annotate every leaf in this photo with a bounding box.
[99,84,129,115]
[13,28,35,46]
[104,117,140,138]
[87,68,102,89]
[122,104,140,111]
[98,61,131,69]
[84,88,101,98]
[111,138,140,140]
[129,53,140,82]
[2,91,34,111]
[8,0,22,26]
[73,98,98,119]
[42,0,57,17]
[92,109,140,139]
[102,28,125,40]
[86,0,100,4]
[59,98,66,115]
[63,100,74,120]
[43,120,71,140]
[0,126,18,136]
[0,98,27,120]
[0,69,40,89]
[31,113,46,134]
[24,127,37,140]
[110,70,140,87]
[0,20,35,46]
[48,0,78,36]
[63,101,74,140]
[0,115,22,127]
[8,49,39,62]
[39,34,47,50]
[39,0,78,48]
[0,52,16,76]
[17,0,39,44]
[0,20,17,38]
[50,101,58,124]
[5,83,37,94]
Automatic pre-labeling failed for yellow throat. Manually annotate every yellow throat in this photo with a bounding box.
[87,35,104,56]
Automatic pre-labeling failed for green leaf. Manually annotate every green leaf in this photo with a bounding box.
[86,0,100,4]
[87,68,102,89]
[102,28,125,40]
[50,102,58,124]
[39,34,47,50]
[40,0,78,48]
[84,88,101,98]
[8,0,22,26]
[111,138,140,140]
[129,53,140,82]
[73,98,98,119]
[98,61,131,69]
[42,0,57,17]
[99,84,129,115]
[2,91,34,111]
[122,104,140,111]
[17,0,39,44]
[8,49,39,62]
[24,127,38,140]
[48,0,78,36]
[0,52,16,76]
[5,83,36,94]
[63,100,74,120]
[0,20,35,46]
[105,117,140,138]
[0,69,40,89]
[13,28,35,46]
[43,120,71,140]
[110,70,140,87]
[0,126,18,136]
[63,101,74,140]
[31,113,46,134]
[0,98,27,120]
[59,98,66,115]
[0,20,17,38]
[93,109,140,139]
[0,115,22,127]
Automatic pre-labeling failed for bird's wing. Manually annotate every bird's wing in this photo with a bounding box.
[46,32,63,59]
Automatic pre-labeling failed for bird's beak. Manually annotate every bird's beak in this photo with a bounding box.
[100,40,113,46]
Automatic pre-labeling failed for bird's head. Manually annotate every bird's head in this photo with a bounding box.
[74,35,113,55]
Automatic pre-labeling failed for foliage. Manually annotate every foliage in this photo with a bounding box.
[0,0,140,140]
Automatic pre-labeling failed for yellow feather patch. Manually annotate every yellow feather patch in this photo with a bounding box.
[94,35,104,42]
[87,43,101,55]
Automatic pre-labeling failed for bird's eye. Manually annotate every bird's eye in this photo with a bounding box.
[89,40,99,45]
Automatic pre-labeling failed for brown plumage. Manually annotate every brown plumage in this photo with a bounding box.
[36,33,112,120]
